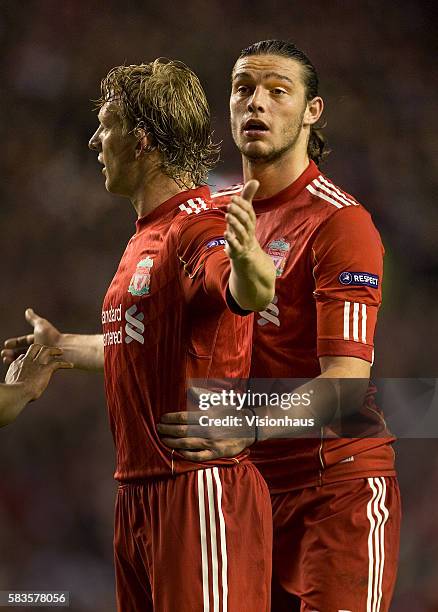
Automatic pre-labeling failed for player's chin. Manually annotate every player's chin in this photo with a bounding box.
[105,176,124,196]
[241,141,272,161]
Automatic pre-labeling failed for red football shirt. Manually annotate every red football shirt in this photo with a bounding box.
[213,162,396,492]
[102,186,253,481]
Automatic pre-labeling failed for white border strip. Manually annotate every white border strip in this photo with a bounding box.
[206,469,219,612]
[313,178,352,207]
[198,470,210,612]
[344,301,351,340]
[211,187,242,198]
[318,175,358,206]
[353,302,360,341]
[367,477,379,612]
[366,477,389,612]
[376,478,389,610]
[372,478,384,610]
[362,303,367,343]
[307,184,344,208]
[213,467,228,612]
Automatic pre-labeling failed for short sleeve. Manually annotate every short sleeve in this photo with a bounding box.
[312,206,384,363]
[175,210,245,314]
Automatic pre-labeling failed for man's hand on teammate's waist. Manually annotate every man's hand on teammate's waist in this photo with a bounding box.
[157,407,256,461]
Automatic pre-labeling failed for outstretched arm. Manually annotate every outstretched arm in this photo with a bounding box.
[2,308,104,371]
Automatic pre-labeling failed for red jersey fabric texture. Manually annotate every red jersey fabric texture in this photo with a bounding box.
[102,186,253,481]
[212,162,396,492]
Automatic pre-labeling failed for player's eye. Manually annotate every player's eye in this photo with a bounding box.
[271,88,286,95]
[236,85,250,94]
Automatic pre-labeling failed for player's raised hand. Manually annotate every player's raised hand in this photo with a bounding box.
[224,179,275,311]
[2,308,62,365]
[224,179,260,260]
[5,344,73,401]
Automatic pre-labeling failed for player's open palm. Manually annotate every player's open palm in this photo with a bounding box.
[225,179,260,260]
[5,344,73,401]
[2,309,61,366]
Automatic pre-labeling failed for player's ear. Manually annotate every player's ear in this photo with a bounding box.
[134,128,155,159]
[303,96,324,127]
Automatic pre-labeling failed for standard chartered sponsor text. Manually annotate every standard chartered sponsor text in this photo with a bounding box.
[103,328,123,346]
[102,303,122,324]
[102,303,145,346]
[102,304,123,346]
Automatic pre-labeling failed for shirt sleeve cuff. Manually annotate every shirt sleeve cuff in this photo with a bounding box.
[317,338,374,363]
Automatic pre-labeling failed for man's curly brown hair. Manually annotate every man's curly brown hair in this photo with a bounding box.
[95,59,220,186]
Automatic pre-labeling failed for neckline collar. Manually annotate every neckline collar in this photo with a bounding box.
[135,186,211,232]
[252,160,320,213]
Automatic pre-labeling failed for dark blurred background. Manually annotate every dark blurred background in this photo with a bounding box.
[0,0,437,610]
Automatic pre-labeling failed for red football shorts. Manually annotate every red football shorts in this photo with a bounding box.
[114,463,272,612]
[270,477,401,612]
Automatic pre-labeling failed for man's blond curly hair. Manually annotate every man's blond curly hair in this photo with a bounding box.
[96,59,220,186]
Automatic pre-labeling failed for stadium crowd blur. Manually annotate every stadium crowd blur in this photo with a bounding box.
[0,1,436,610]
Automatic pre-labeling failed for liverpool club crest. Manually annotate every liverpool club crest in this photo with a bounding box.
[128,256,154,296]
[267,238,291,277]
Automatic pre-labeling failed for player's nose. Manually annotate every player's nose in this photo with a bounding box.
[247,86,265,113]
[88,129,101,151]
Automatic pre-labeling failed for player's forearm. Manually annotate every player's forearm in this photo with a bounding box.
[0,383,32,427]
[58,334,104,371]
[256,370,369,441]
[229,246,276,311]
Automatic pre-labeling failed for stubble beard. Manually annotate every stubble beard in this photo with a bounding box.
[235,109,305,165]
[242,133,300,164]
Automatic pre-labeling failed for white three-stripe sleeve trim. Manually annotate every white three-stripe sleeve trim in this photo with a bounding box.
[306,184,344,208]
[344,301,351,340]
[313,178,352,206]
[353,302,360,341]
[317,175,358,206]
[213,467,228,612]
[362,303,367,343]
[344,302,368,344]
[198,471,210,612]
[206,470,220,612]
